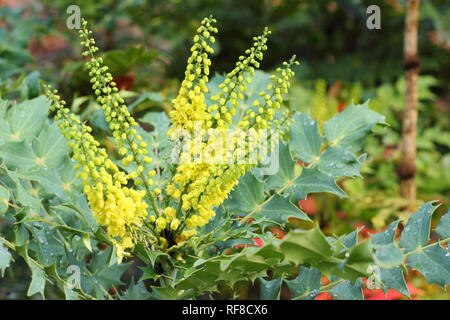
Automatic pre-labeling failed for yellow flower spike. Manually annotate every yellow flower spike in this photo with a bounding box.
[44,84,149,262]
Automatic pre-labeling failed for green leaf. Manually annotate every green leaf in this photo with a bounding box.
[63,285,80,300]
[379,267,410,297]
[252,195,311,228]
[323,102,385,152]
[435,210,450,239]
[0,184,10,214]
[7,96,50,142]
[343,240,374,279]
[399,201,439,253]
[286,167,346,199]
[96,263,130,290]
[280,225,332,263]
[27,263,46,298]
[371,220,400,248]
[265,142,296,190]
[408,244,450,286]
[121,280,151,300]
[0,140,39,170]
[33,122,68,168]
[289,113,322,164]
[0,119,13,144]
[0,242,12,277]
[328,279,364,300]
[374,243,405,269]
[317,147,363,178]
[226,172,264,213]
[259,277,282,300]
[139,266,161,281]
[285,267,321,300]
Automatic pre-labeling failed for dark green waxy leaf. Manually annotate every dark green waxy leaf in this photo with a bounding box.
[96,263,131,290]
[286,167,346,199]
[323,102,385,152]
[226,172,264,213]
[399,202,439,253]
[374,243,405,269]
[265,142,296,190]
[7,96,50,142]
[342,230,359,249]
[371,220,400,248]
[121,280,151,300]
[27,263,46,298]
[259,277,282,300]
[139,266,161,281]
[328,279,364,300]
[342,240,374,279]
[0,184,9,214]
[317,147,363,178]
[252,195,311,227]
[0,243,12,276]
[280,225,332,263]
[285,267,321,300]
[149,286,179,300]
[289,113,322,164]
[435,210,450,239]
[408,244,450,286]
[379,267,410,297]
[28,225,65,267]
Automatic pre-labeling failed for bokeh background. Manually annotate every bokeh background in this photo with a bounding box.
[0,0,449,299]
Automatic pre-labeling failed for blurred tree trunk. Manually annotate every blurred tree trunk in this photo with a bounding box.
[399,0,420,202]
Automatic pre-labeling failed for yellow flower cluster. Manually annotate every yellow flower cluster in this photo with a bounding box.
[78,19,159,215]
[44,86,148,262]
[209,28,271,129]
[168,16,217,135]
[163,18,298,244]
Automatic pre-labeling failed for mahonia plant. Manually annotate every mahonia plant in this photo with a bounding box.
[0,16,448,300]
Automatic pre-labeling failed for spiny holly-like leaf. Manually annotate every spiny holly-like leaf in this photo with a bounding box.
[226,172,264,213]
[265,142,296,191]
[289,113,322,164]
[374,243,405,269]
[323,102,385,153]
[328,279,364,300]
[251,195,311,228]
[342,240,374,279]
[285,266,321,300]
[286,167,346,199]
[408,244,450,286]
[279,225,333,263]
[317,147,364,178]
[380,267,410,297]
[371,220,400,248]
[96,263,131,290]
[121,280,152,300]
[399,201,439,253]
[435,209,450,239]
[27,262,46,298]
[259,277,282,300]
[0,242,12,277]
